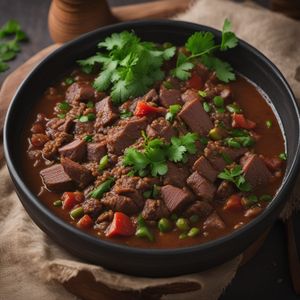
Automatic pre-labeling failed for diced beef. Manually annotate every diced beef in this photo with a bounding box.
[107,117,148,155]
[204,141,227,171]
[87,141,107,162]
[216,181,235,200]
[184,201,213,218]
[241,154,273,189]
[82,199,103,218]
[58,139,86,162]
[45,118,65,138]
[142,199,170,221]
[95,96,118,127]
[203,212,226,230]
[58,118,74,133]
[146,117,176,142]
[181,89,200,103]
[96,210,114,224]
[192,156,218,182]
[101,192,139,215]
[159,86,182,107]
[222,147,248,162]
[74,121,94,135]
[163,162,189,188]
[186,172,216,201]
[143,89,159,102]
[30,133,49,148]
[61,157,94,188]
[161,185,194,213]
[66,82,95,103]
[178,99,213,135]
[40,164,74,192]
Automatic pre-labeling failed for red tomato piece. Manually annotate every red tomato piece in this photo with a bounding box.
[106,212,135,237]
[77,214,93,229]
[134,101,163,117]
[187,73,203,90]
[232,113,256,129]
[224,194,243,211]
[62,192,84,210]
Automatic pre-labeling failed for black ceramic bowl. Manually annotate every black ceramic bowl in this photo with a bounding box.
[4,20,300,277]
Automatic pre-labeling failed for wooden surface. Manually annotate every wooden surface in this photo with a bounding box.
[1,0,300,299]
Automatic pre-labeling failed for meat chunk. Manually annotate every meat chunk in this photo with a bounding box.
[143,89,159,102]
[61,157,94,188]
[66,82,95,103]
[216,181,235,200]
[95,96,118,127]
[204,141,227,171]
[181,89,200,103]
[142,199,170,221]
[159,86,182,107]
[58,139,86,162]
[163,162,189,188]
[96,210,114,224]
[107,117,148,155]
[30,133,49,148]
[161,185,194,213]
[178,99,213,135]
[186,172,216,201]
[184,201,213,218]
[146,117,176,142]
[40,164,74,192]
[87,141,107,162]
[203,212,226,230]
[222,147,248,162]
[192,156,218,182]
[241,154,273,189]
[57,118,74,133]
[74,121,94,135]
[101,192,139,215]
[82,199,103,218]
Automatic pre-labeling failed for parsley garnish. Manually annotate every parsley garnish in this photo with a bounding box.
[0,20,28,73]
[120,109,133,119]
[165,104,182,122]
[78,31,176,104]
[218,165,251,192]
[171,19,238,83]
[123,132,198,177]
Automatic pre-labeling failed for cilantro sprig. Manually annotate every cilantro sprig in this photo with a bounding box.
[0,20,28,73]
[172,19,238,83]
[218,165,251,192]
[78,31,176,104]
[123,132,198,177]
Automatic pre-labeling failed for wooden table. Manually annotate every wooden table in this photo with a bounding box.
[0,1,299,299]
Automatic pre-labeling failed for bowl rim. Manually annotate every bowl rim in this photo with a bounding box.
[4,19,300,256]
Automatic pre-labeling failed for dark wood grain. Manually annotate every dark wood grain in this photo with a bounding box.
[0,1,299,300]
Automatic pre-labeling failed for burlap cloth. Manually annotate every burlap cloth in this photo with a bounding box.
[1,0,300,299]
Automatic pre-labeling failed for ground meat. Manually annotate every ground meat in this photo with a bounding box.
[142,199,170,221]
[82,199,103,218]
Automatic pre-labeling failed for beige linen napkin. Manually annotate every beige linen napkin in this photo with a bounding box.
[1,1,300,299]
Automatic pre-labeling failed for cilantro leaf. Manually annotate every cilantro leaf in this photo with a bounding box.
[221,19,238,51]
[93,60,118,91]
[171,52,194,80]
[0,60,9,72]
[185,31,215,55]
[151,162,168,177]
[77,53,108,74]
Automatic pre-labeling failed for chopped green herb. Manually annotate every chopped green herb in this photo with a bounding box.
[213,96,224,107]
[242,195,259,207]
[279,152,287,161]
[57,113,66,119]
[265,120,272,128]
[163,81,173,90]
[79,113,96,122]
[70,207,84,220]
[90,177,115,199]
[65,77,74,85]
[189,214,200,224]
[152,184,160,198]
[166,104,182,122]
[198,90,207,98]
[83,135,93,142]
[98,154,109,171]
[221,152,233,164]
[203,102,211,113]
[143,190,152,198]
[260,194,272,202]
[86,101,94,108]
[226,102,242,113]
[226,138,241,148]
[58,101,70,112]
[218,165,251,192]
[199,136,209,146]
[120,109,133,119]
[53,200,62,207]
[216,107,226,113]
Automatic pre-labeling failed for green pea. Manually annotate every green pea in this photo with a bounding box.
[86,101,94,108]
[83,135,93,142]
[70,207,84,220]
[179,233,188,240]
[58,101,70,112]
[279,152,287,161]
[227,138,241,148]
[53,200,62,207]
[187,227,200,237]
[98,155,109,171]
[64,77,74,85]
[189,215,199,224]
[198,90,207,98]
[176,218,190,232]
[213,96,224,107]
[135,226,154,242]
[265,120,272,129]
[158,218,172,233]
[226,103,241,113]
[203,102,211,113]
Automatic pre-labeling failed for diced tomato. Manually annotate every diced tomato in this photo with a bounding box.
[62,192,84,210]
[106,212,135,237]
[187,73,203,90]
[134,101,163,117]
[77,214,93,229]
[224,194,243,211]
[232,113,256,129]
